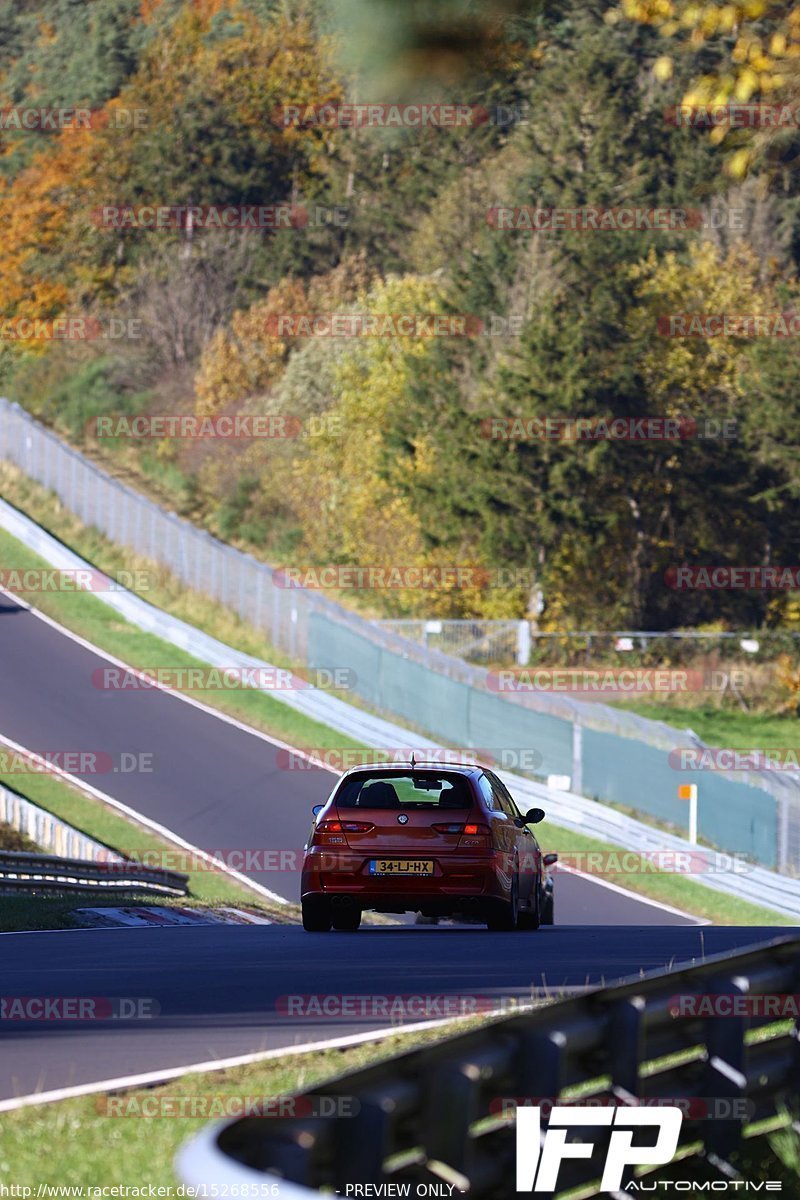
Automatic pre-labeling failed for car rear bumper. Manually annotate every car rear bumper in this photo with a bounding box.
[301,847,508,911]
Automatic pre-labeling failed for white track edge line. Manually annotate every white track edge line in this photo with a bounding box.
[557,864,708,923]
[0,1003,559,1113]
[0,585,341,777]
[0,729,289,908]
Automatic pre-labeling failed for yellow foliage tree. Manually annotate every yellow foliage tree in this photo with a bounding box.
[619,0,800,175]
[194,255,375,416]
[626,240,767,412]
[285,275,524,619]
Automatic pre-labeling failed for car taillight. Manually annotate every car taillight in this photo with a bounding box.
[455,822,492,849]
[311,818,373,847]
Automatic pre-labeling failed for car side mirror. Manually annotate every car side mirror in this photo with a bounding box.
[543,852,558,867]
[525,807,545,824]
[312,804,324,817]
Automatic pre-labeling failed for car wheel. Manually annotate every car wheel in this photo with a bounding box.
[518,877,541,930]
[487,870,520,931]
[541,890,554,926]
[332,907,362,931]
[302,896,332,932]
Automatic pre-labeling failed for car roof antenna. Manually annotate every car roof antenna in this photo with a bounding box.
[410,752,416,769]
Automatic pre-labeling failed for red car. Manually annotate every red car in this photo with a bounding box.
[300,761,556,931]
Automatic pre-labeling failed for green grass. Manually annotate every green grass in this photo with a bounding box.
[616,701,800,753]
[0,1017,485,1183]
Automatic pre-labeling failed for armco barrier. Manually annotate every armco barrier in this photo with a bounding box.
[0,849,189,895]
[176,937,800,1197]
[0,770,188,895]
[3,493,800,918]
[0,776,123,863]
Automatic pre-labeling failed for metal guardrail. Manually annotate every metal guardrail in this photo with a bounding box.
[0,774,125,864]
[0,850,189,895]
[177,937,800,1198]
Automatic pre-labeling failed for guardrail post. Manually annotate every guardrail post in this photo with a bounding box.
[703,975,748,1165]
[516,620,531,666]
[572,722,583,795]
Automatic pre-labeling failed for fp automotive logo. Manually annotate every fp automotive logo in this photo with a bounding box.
[516,1106,683,1192]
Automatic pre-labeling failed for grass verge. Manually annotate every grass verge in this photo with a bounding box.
[0,1018,485,1182]
[615,700,800,753]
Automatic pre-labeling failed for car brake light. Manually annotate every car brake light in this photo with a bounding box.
[432,823,467,834]
[457,822,491,849]
[313,818,346,846]
[311,818,374,847]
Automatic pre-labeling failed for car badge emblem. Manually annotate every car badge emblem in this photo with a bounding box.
[397,813,409,824]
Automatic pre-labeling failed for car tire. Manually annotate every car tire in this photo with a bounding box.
[518,877,541,930]
[541,890,554,926]
[302,896,332,932]
[486,870,520,931]
[332,907,362,931]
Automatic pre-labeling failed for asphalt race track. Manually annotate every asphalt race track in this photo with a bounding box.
[0,924,791,1102]
[0,593,788,1105]
[0,594,703,917]
[0,593,327,900]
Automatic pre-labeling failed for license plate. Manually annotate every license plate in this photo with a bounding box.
[369,859,434,877]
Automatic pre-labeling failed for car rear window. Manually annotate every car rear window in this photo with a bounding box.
[335,772,472,810]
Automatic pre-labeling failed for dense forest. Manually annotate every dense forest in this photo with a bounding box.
[2,0,800,630]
